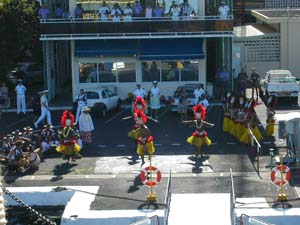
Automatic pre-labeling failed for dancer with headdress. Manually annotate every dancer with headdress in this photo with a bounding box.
[135,110,155,165]
[56,110,81,162]
[183,104,214,157]
[265,96,277,137]
[240,99,263,144]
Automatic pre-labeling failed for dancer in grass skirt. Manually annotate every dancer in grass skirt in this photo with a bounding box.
[56,110,81,162]
[265,96,277,137]
[223,92,232,133]
[184,104,214,157]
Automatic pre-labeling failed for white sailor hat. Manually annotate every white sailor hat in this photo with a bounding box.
[152,80,158,84]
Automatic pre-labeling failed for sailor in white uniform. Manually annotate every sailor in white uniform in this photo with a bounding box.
[75,89,87,124]
[15,79,27,115]
[34,90,52,128]
[150,81,160,119]
[193,83,205,105]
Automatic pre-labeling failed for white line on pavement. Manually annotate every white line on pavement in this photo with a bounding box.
[7,115,34,127]
[171,143,181,146]
[105,109,127,124]
[227,142,236,145]
[97,145,107,148]
[157,106,170,119]
[117,144,126,147]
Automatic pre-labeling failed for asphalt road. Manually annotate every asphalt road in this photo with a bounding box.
[1,98,300,209]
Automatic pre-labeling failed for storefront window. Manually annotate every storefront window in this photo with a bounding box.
[113,62,136,82]
[180,60,199,81]
[142,61,160,82]
[161,61,178,82]
[79,63,97,83]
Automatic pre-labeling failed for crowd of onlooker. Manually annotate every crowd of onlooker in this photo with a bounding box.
[38,0,230,21]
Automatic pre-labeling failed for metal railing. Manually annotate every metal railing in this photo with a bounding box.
[164,170,172,225]
[230,168,236,225]
[248,128,262,178]
[239,214,274,225]
[130,215,160,225]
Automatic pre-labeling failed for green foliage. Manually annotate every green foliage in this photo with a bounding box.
[0,0,40,81]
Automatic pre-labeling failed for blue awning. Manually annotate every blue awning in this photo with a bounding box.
[139,38,205,60]
[75,40,137,57]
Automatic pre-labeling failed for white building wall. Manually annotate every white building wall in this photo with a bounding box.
[280,20,300,78]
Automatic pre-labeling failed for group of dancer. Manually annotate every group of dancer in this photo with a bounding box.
[125,95,215,163]
[223,92,277,144]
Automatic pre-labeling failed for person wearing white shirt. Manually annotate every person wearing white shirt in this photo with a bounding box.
[99,1,111,21]
[133,83,146,112]
[199,93,209,109]
[133,83,146,99]
[79,106,94,145]
[170,2,181,21]
[193,84,205,105]
[34,90,52,128]
[123,3,133,22]
[145,5,153,18]
[75,89,87,124]
[111,3,122,22]
[218,1,230,19]
[150,81,160,119]
[15,79,27,115]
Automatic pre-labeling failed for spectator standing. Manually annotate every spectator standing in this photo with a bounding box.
[250,67,261,99]
[219,66,230,97]
[111,3,122,22]
[0,83,8,104]
[75,89,87,124]
[145,4,153,18]
[99,1,111,21]
[218,1,230,19]
[150,81,160,119]
[74,4,84,18]
[39,4,50,19]
[177,87,188,121]
[79,106,94,146]
[123,3,133,22]
[180,0,195,19]
[153,3,164,18]
[34,90,52,128]
[62,8,71,19]
[237,68,248,95]
[199,93,209,109]
[132,1,143,17]
[193,83,205,105]
[169,1,181,20]
[55,3,64,18]
[133,83,146,113]
[15,79,26,116]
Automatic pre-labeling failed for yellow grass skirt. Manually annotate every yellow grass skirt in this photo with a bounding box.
[187,135,212,148]
[56,143,81,156]
[137,141,155,156]
[223,116,230,132]
[128,128,141,140]
[265,119,275,137]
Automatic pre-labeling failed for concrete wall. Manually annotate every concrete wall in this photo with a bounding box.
[280,19,300,78]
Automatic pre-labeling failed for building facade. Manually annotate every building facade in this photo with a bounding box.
[38,0,234,100]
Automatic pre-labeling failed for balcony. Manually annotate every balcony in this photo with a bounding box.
[40,16,234,40]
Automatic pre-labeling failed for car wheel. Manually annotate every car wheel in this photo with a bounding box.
[99,107,107,118]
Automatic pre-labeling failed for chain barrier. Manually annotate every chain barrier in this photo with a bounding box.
[3,187,56,225]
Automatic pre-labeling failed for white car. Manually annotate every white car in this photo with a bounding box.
[85,87,120,117]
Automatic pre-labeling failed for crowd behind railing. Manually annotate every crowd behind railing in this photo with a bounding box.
[38,0,231,22]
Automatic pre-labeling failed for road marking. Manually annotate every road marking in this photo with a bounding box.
[157,106,170,119]
[171,143,181,146]
[98,145,107,148]
[7,115,34,127]
[154,143,162,146]
[117,144,126,147]
[105,109,127,124]
[263,142,273,144]
[227,142,236,145]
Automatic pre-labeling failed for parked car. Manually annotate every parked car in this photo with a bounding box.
[170,84,201,112]
[84,87,120,117]
[260,70,300,103]
[6,62,43,85]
